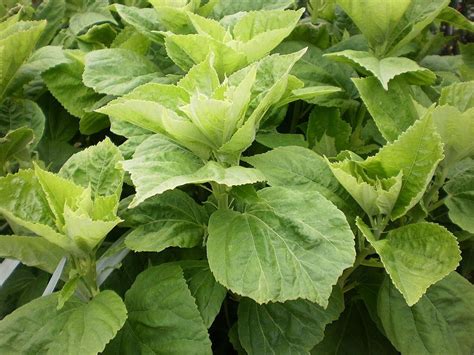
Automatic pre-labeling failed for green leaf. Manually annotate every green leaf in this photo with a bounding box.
[445,161,474,233]
[0,235,64,274]
[356,113,443,219]
[336,0,411,54]
[59,138,124,198]
[5,45,69,97]
[207,186,355,306]
[307,106,351,156]
[243,146,360,218]
[33,0,66,47]
[326,50,435,90]
[209,0,294,18]
[175,260,227,328]
[165,34,247,76]
[0,98,45,147]
[0,128,34,172]
[83,48,163,95]
[329,160,403,217]
[123,134,265,207]
[432,105,474,165]
[42,51,108,134]
[311,299,397,355]
[0,290,127,354]
[68,0,117,35]
[378,272,474,355]
[232,9,304,63]
[439,81,474,112]
[121,190,208,252]
[387,0,451,57]
[114,5,162,42]
[437,6,474,32]
[238,286,344,354]
[0,20,46,99]
[177,54,220,96]
[353,77,418,142]
[0,169,56,229]
[358,219,461,306]
[256,131,307,149]
[109,264,212,354]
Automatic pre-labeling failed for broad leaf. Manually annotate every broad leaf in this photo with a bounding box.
[0,291,127,354]
[0,20,46,99]
[207,186,355,306]
[432,105,474,166]
[121,190,208,252]
[0,235,63,274]
[238,286,344,354]
[358,219,461,306]
[445,161,474,233]
[336,0,411,54]
[0,128,34,173]
[378,272,474,355]
[353,77,418,142]
[83,48,164,95]
[108,264,212,354]
[42,50,108,134]
[333,113,444,220]
[209,0,294,18]
[123,134,265,207]
[243,146,360,218]
[176,260,227,328]
[326,50,435,90]
[312,298,397,355]
[59,138,124,198]
[439,81,474,112]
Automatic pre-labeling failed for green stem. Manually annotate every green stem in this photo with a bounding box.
[338,246,374,287]
[211,182,229,210]
[424,166,449,210]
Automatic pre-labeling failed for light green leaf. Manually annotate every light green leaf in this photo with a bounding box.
[110,264,212,354]
[387,0,451,57]
[0,169,56,229]
[83,48,163,95]
[68,0,117,35]
[238,286,344,354]
[165,34,247,76]
[256,131,307,148]
[232,9,304,63]
[63,206,120,250]
[188,12,227,41]
[114,4,162,42]
[326,50,435,90]
[243,146,360,218]
[0,235,64,274]
[439,81,474,112]
[445,161,474,233]
[177,55,220,96]
[0,20,46,99]
[378,272,474,355]
[358,219,460,306]
[210,0,294,18]
[121,190,208,252]
[329,161,403,217]
[336,0,410,53]
[207,186,355,306]
[432,105,474,165]
[360,113,444,219]
[175,260,227,328]
[437,6,474,32]
[34,165,85,229]
[353,77,418,142]
[123,134,264,207]
[5,45,69,96]
[59,138,124,198]
[0,290,127,354]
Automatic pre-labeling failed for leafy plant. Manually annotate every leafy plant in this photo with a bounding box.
[0,0,473,354]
